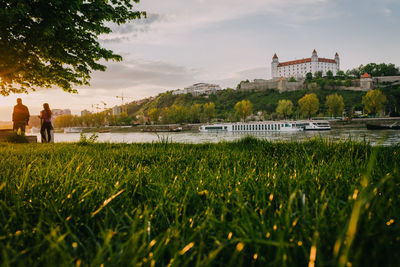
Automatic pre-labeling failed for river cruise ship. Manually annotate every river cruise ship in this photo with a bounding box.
[293,120,331,131]
[199,120,330,132]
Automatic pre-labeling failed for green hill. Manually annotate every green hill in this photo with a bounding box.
[124,82,400,122]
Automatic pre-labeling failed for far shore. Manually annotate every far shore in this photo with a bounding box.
[79,117,400,132]
[2,117,399,133]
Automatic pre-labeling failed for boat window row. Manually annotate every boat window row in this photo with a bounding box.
[204,126,227,130]
[232,124,286,131]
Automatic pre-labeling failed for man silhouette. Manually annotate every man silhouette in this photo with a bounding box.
[12,98,30,134]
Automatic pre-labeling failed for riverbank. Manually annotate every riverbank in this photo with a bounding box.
[330,117,400,128]
[74,117,400,133]
[0,138,399,266]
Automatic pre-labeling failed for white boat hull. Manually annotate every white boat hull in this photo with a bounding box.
[64,127,84,133]
[199,121,307,133]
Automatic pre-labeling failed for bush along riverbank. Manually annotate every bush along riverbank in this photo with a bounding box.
[0,138,399,266]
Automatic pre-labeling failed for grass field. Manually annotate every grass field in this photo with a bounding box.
[0,138,399,266]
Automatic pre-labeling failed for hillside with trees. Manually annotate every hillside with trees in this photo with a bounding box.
[54,62,400,127]
[130,83,399,123]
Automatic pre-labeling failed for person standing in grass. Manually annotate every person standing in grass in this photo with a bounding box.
[12,98,30,134]
[40,103,53,143]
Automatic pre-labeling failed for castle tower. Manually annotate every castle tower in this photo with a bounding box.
[271,53,279,78]
[334,52,340,72]
[311,49,318,75]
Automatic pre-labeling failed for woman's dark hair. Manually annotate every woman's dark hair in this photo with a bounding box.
[43,103,52,118]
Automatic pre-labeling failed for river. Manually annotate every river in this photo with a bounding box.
[30,129,400,146]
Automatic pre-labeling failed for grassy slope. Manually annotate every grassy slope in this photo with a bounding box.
[0,139,399,266]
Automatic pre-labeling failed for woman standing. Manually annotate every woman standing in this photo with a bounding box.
[40,103,53,143]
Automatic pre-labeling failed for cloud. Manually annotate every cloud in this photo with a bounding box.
[100,36,130,44]
[108,13,166,34]
[211,66,270,89]
[138,0,336,31]
[122,0,340,47]
[88,59,202,91]
[382,8,392,17]
[99,13,167,43]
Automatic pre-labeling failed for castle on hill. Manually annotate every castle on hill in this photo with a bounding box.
[271,50,340,78]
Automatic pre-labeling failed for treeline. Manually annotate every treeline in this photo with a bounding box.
[346,62,400,78]
[147,102,215,124]
[54,112,133,128]
[145,89,389,124]
[308,62,399,80]
[140,88,396,120]
[291,62,400,90]
[54,86,397,128]
[274,89,387,120]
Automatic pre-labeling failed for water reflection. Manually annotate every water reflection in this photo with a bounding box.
[30,129,400,146]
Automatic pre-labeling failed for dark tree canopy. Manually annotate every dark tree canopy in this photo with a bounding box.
[0,0,145,96]
[358,63,400,77]
[345,63,400,79]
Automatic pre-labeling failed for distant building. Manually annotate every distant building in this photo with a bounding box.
[112,106,122,116]
[173,83,222,97]
[81,109,92,116]
[360,73,373,90]
[271,50,340,78]
[52,109,71,118]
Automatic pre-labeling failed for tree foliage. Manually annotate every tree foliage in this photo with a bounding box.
[234,100,253,121]
[336,70,345,80]
[359,63,400,77]
[188,104,202,123]
[53,111,132,127]
[275,99,293,119]
[326,70,334,79]
[203,102,215,122]
[148,108,161,124]
[344,79,352,87]
[362,90,387,114]
[0,0,145,95]
[314,71,323,78]
[326,94,344,117]
[298,93,319,119]
[169,105,188,124]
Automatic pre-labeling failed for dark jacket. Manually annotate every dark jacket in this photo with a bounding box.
[12,104,30,123]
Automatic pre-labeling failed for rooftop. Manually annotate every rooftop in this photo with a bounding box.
[361,73,372,78]
[278,57,336,67]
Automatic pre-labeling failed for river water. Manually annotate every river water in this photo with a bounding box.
[30,129,400,146]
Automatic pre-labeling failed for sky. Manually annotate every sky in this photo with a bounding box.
[1,0,399,121]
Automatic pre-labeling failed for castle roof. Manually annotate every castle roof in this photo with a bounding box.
[273,53,278,59]
[279,58,311,67]
[312,49,317,54]
[361,72,371,78]
[278,57,336,67]
[335,52,339,57]
[318,58,337,63]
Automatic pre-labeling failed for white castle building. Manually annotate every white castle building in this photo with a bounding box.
[271,50,340,78]
[173,83,222,97]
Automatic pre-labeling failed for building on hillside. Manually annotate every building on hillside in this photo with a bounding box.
[360,73,373,90]
[52,109,71,117]
[81,109,92,116]
[271,50,340,78]
[173,83,222,97]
